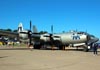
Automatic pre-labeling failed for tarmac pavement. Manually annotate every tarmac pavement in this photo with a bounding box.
[0,46,100,70]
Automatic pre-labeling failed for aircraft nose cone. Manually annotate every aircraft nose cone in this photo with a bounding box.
[94,37,99,42]
[87,35,99,45]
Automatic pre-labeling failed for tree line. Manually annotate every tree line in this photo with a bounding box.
[0,29,17,32]
[0,28,48,34]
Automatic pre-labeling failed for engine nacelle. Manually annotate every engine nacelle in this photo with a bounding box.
[19,30,28,39]
[40,34,50,42]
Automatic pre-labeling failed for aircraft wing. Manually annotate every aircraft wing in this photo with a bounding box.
[0,30,19,38]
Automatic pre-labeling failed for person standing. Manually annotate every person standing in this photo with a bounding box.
[93,43,98,55]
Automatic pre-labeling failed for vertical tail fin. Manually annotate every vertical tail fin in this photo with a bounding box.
[18,22,23,33]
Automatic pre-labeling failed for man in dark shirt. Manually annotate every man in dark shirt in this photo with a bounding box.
[93,43,98,55]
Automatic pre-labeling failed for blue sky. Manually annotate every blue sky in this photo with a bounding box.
[0,0,100,38]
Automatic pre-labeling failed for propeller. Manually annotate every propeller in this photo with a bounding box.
[43,25,60,45]
[28,20,40,46]
[28,20,32,46]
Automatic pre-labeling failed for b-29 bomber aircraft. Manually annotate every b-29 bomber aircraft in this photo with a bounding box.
[0,21,99,52]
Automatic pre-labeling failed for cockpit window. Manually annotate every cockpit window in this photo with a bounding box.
[77,32,88,35]
[90,35,95,39]
[77,32,83,34]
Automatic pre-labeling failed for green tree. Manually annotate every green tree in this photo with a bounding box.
[6,29,12,32]
[39,31,48,34]
[13,30,18,32]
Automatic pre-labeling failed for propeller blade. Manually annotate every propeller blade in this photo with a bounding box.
[30,20,32,31]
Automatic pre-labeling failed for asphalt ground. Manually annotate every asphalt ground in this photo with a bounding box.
[0,46,100,70]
